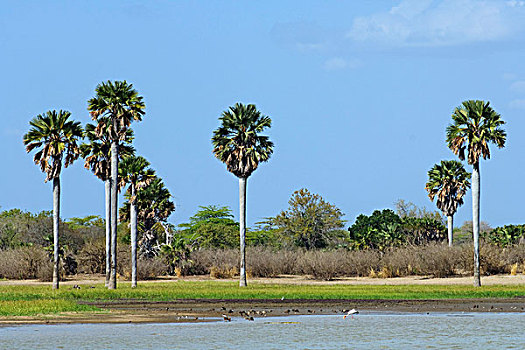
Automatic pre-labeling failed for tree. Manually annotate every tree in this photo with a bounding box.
[425,160,471,246]
[178,205,239,248]
[446,100,506,286]
[267,189,345,250]
[120,176,175,257]
[348,209,403,251]
[23,110,83,289]
[212,103,274,287]
[118,155,155,287]
[80,120,135,286]
[88,81,145,289]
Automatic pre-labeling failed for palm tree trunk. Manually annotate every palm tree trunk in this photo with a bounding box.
[447,215,453,247]
[109,140,119,289]
[105,179,111,287]
[131,184,137,288]
[52,177,60,290]
[239,177,247,287]
[472,162,481,287]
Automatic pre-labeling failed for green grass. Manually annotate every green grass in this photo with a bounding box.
[1,281,524,316]
[0,300,100,316]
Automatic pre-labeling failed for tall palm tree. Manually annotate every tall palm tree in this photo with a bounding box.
[80,120,135,286]
[425,160,471,246]
[88,81,145,289]
[446,100,506,286]
[118,155,155,287]
[212,103,273,287]
[23,110,83,289]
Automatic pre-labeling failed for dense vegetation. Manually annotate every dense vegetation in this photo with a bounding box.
[1,198,524,282]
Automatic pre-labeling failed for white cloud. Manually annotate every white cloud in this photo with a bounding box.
[510,81,525,93]
[507,0,525,7]
[322,57,360,71]
[347,0,524,47]
[509,99,525,109]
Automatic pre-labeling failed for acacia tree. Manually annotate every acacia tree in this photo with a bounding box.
[88,81,145,289]
[118,155,155,287]
[212,103,273,287]
[23,110,83,289]
[425,160,471,246]
[178,205,239,248]
[446,100,506,286]
[80,120,135,286]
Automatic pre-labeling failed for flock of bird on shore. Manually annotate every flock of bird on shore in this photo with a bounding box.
[219,307,359,322]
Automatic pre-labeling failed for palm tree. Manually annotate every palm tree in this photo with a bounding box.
[120,176,175,257]
[23,110,83,289]
[212,103,273,287]
[425,160,471,246]
[80,120,135,286]
[446,100,506,286]
[88,81,145,289]
[118,155,155,287]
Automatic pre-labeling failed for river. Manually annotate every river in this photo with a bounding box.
[1,312,524,349]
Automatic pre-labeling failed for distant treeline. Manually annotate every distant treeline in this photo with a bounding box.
[0,199,524,281]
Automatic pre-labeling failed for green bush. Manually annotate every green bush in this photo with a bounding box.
[484,224,525,247]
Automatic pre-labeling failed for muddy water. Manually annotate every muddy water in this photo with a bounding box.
[2,313,524,349]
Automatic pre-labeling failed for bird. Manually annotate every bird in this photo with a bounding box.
[343,309,359,319]
[222,314,232,322]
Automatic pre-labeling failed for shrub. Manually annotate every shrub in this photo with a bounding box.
[247,247,297,277]
[297,250,349,280]
[189,249,239,277]
[76,240,106,274]
[0,246,52,280]
[484,224,525,247]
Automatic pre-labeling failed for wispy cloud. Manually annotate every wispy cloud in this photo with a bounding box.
[271,21,332,52]
[510,81,525,93]
[323,57,360,71]
[507,0,525,8]
[509,99,525,109]
[347,0,525,47]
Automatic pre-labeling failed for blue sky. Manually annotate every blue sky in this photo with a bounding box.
[2,0,525,229]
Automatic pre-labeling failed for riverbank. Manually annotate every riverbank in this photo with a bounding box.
[1,274,524,325]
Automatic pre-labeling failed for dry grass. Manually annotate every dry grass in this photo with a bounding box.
[1,243,524,281]
[188,244,525,280]
[0,246,52,280]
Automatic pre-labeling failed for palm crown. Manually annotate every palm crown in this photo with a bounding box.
[212,103,273,178]
[426,160,471,217]
[118,155,156,201]
[87,80,145,141]
[120,177,175,225]
[23,110,83,181]
[446,100,506,165]
[81,120,135,181]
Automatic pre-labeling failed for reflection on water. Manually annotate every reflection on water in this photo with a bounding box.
[1,313,524,349]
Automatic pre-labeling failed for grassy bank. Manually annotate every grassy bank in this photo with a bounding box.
[1,281,525,316]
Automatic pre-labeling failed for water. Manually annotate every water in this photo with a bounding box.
[1,313,524,349]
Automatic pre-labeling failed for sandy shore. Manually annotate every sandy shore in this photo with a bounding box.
[1,274,524,325]
[2,273,525,286]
